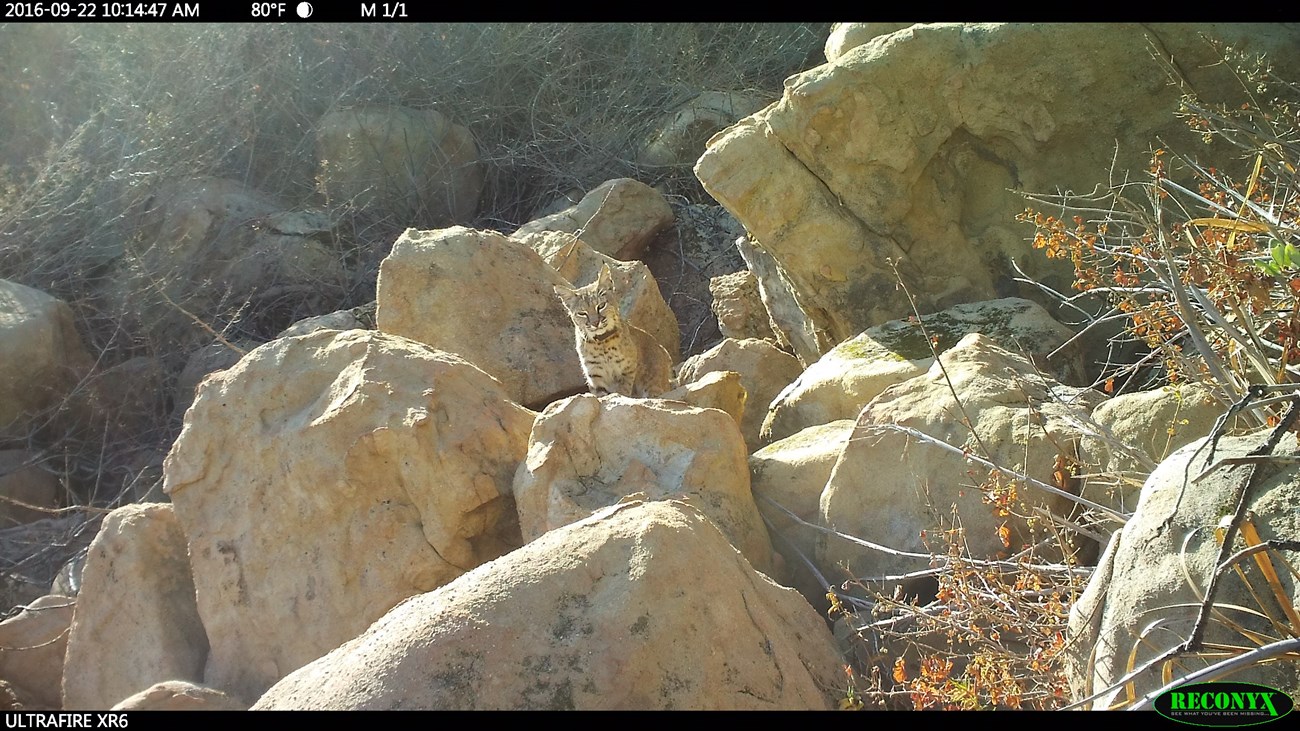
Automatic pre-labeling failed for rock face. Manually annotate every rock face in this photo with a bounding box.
[253,500,842,710]
[676,338,803,450]
[696,23,1300,362]
[819,334,1102,582]
[530,233,681,362]
[315,107,483,224]
[513,394,773,574]
[763,297,1077,443]
[0,593,74,709]
[512,178,673,261]
[1078,382,1225,515]
[659,369,747,430]
[62,504,208,710]
[1066,431,1300,707]
[376,226,585,408]
[0,280,91,438]
[163,329,535,702]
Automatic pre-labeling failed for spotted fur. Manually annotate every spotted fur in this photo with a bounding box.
[555,263,671,398]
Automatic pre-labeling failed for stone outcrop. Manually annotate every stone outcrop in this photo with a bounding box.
[763,297,1077,443]
[253,500,842,710]
[0,280,91,439]
[824,23,915,62]
[676,337,802,450]
[697,24,1300,363]
[819,333,1103,583]
[660,369,746,430]
[512,178,673,261]
[0,593,74,709]
[62,504,207,710]
[163,329,535,702]
[315,107,483,224]
[512,394,773,574]
[376,226,585,408]
[1066,430,1300,706]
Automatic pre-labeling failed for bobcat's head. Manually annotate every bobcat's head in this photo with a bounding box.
[555,263,623,342]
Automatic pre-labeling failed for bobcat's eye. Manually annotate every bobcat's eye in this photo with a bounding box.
[596,303,606,312]
[577,311,587,317]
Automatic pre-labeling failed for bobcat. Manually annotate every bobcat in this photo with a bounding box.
[555,263,672,398]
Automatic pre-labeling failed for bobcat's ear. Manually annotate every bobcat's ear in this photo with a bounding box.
[597,263,614,289]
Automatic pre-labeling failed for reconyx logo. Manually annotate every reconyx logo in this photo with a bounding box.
[1155,682,1294,727]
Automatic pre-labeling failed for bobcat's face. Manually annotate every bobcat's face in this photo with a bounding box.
[556,265,622,342]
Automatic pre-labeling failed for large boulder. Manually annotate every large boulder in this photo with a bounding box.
[513,394,773,574]
[819,333,1103,583]
[376,226,584,408]
[1066,430,1300,706]
[163,329,536,702]
[764,297,1078,442]
[61,504,207,710]
[0,280,91,438]
[512,178,673,261]
[315,106,483,224]
[253,500,843,710]
[697,23,1300,361]
[676,337,803,450]
[824,22,914,62]
[0,593,74,709]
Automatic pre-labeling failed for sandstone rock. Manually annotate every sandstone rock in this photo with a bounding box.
[750,420,856,602]
[1078,382,1225,515]
[0,593,74,709]
[637,91,769,169]
[513,394,772,574]
[513,178,673,261]
[697,24,1300,362]
[112,681,247,711]
[376,226,584,408]
[824,22,914,62]
[820,334,1103,583]
[1065,431,1300,706]
[734,236,831,366]
[0,451,59,527]
[676,338,802,450]
[0,679,38,710]
[764,297,1077,443]
[163,329,535,702]
[62,504,207,710]
[109,177,346,354]
[709,269,777,342]
[253,500,842,710]
[0,280,91,439]
[527,233,680,362]
[316,107,482,224]
[660,369,746,430]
